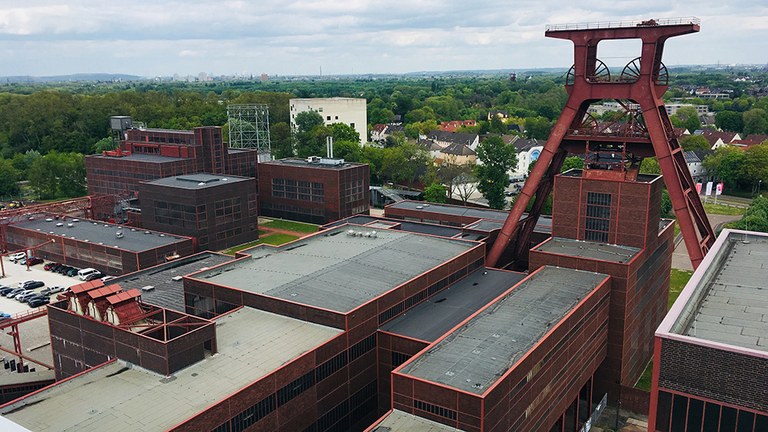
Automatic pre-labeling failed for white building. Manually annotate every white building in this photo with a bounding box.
[665,104,709,116]
[289,98,367,146]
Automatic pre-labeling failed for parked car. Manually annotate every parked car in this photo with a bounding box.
[6,288,25,298]
[20,280,44,290]
[41,286,65,296]
[28,298,50,308]
[24,294,48,304]
[0,312,11,320]
[9,252,26,262]
[27,257,44,266]
[57,266,74,275]
[77,268,100,281]
[0,286,15,296]
[14,290,34,301]
[84,272,105,281]
[44,262,56,271]
[100,275,116,283]
[67,268,79,277]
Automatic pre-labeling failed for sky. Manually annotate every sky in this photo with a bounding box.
[0,1,765,77]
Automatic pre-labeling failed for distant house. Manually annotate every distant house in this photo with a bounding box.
[511,138,543,178]
[439,120,477,132]
[731,134,768,148]
[371,123,405,144]
[684,150,713,183]
[488,110,509,120]
[438,143,477,166]
[426,130,480,151]
[697,130,742,149]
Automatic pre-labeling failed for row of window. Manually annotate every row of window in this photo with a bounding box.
[414,399,457,421]
[655,391,768,432]
[272,178,325,203]
[208,335,379,432]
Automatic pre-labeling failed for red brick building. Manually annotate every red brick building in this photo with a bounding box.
[529,170,675,403]
[649,229,768,432]
[138,173,259,252]
[258,158,369,224]
[85,125,258,197]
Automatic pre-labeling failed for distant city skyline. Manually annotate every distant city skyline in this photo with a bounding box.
[0,1,765,77]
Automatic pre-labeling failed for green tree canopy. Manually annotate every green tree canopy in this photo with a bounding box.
[329,123,360,144]
[424,182,447,203]
[0,158,20,198]
[671,106,701,133]
[743,108,768,135]
[703,146,748,190]
[679,135,711,151]
[715,110,744,132]
[560,156,584,173]
[476,136,517,209]
[729,196,768,233]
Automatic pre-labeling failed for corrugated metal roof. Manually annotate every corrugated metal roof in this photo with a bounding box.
[69,280,104,295]
[106,289,141,305]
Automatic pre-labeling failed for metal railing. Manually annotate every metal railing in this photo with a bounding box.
[546,17,700,32]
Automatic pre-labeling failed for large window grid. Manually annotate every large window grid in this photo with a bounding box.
[585,192,612,243]
[272,178,324,203]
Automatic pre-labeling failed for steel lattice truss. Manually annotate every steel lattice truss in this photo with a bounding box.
[227,104,271,158]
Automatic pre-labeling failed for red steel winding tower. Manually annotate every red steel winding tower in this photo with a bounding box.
[487,17,714,269]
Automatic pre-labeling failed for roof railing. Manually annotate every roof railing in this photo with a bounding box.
[546,17,700,32]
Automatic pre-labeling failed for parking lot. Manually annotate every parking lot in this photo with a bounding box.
[0,256,81,316]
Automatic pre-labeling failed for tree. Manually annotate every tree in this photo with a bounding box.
[744,144,768,186]
[729,196,768,233]
[332,140,362,162]
[270,122,294,159]
[670,106,701,134]
[560,156,584,173]
[640,158,661,175]
[743,108,768,135]
[476,136,517,209]
[424,182,447,203]
[703,146,747,190]
[293,110,325,157]
[437,163,474,200]
[27,152,86,199]
[524,117,552,140]
[715,110,744,132]
[380,142,431,187]
[93,137,117,153]
[679,135,711,152]
[329,123,360,145]
[453,173,479,205]
[0,158,20,198]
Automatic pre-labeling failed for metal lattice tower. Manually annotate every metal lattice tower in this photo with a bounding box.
[227,104,272,161]
[487,17,715,270]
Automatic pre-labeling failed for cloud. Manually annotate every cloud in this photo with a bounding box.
[0,0,764,76]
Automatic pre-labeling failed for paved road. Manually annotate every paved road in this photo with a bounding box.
[671,213,742,271]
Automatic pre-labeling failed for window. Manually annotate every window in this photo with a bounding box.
[585,192,611,242]
[272,178,324,203]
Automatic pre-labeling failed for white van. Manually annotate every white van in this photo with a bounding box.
[77,268,100,281]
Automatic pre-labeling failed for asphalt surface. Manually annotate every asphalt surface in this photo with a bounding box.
[0,256,80,316]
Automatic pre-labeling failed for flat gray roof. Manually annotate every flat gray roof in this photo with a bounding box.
[389,201,510,221]
[560,169,662,183]
[0,307,342,432]
[381,268,526,342]
[13,215,190,253]
[665,231,768,352]
[88,153,187,163]
[112,252,235,312]
[193,226,478,313]
[323,215,464,238]
[261,157,365,170]
[145,173,252,190]
[399,266,608,394]
[388,201,553,233]
[371,410,462,431]
[534,237,639,264]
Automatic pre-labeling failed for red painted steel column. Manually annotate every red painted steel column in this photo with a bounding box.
[487,104,579,267]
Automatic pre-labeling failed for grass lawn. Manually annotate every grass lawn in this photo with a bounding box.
[669,268,693,309]
[702,202,746,216]
[261,219,319,234]
[673,221,680,238]
[635,268,694,392]
[221,233,300,255]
